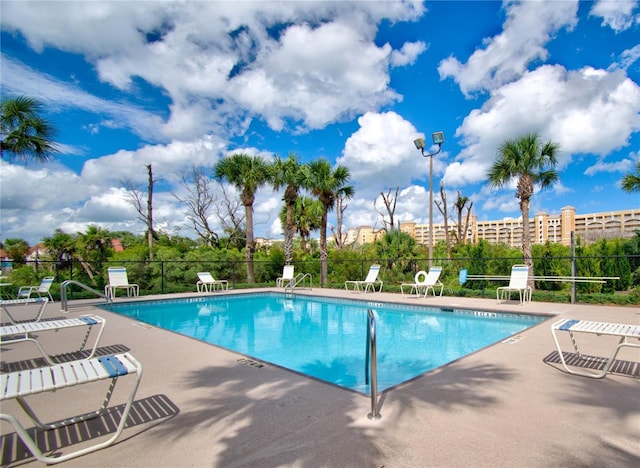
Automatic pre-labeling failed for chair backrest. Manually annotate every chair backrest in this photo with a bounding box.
[108,267,130,287]
[198,272,215,283]
[425,266,442,285]
[282,265,295,280]
[37,276,54,292]
[508,264,529,288]
[364,264,380,283]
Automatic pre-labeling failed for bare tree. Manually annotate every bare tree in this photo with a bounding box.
[173,164,219,246]
[331,191,350,248]
[122,164,157,260]
[215,184,245,249]
[434,182,451,258]
[374,186,399,232]
[453,191,473,246]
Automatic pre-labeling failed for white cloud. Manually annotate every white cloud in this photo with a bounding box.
[338,111,431,199]
[390,41,427,67]
[81,136,228,186]
[0,161,103,242]
[590,0,639,32]
[228,20,400,130]
[343,197,380,230]
[395,185,431,225]
[448,65,640,186]
[0,162,92,211]
[1,1,423,138]
[611,44,640,71]
[1,0,637,245]
[584,157,635,176]
[75,188,138,223]
[0,55,166,141]
[438,0,578,95]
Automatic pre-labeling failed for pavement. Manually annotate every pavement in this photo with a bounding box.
[1,288,639,467]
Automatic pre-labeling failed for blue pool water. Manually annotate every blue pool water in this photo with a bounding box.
[100,293,545,394]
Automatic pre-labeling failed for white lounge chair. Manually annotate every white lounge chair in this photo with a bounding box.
[401,267,444,298]
[105,267,139,300]
[1,314,106,364]
[276,265,295,288]
[550,318,640,378]
[0,352,143,464]
[196,272,229,292]
[0,297,49,323]
[17,276,54,302]
[345,264,383,293]
[496,264,531,304]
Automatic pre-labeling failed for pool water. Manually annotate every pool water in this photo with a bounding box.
[101,293,545,394]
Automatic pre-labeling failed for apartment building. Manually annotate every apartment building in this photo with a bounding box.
[344,207,639,247]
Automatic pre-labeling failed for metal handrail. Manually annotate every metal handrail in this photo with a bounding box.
[60,280,112,312]
[284,273,313,292]
[366,308,381,420]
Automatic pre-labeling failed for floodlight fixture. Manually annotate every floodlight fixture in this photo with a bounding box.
[412,131,445,267]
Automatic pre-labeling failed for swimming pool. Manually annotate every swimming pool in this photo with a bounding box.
[100,293,546,394]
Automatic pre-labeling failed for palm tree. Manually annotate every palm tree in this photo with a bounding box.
[621,161,640,193]
[42,229,77,272]
[300,159,354,286]
[487,133,559,286]
[1,96,58,163]
[279,195,323,253]
[270,154,304,265]
[77,225,113,282]
[215,153,270,283]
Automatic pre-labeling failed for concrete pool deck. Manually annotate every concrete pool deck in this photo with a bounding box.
[1,288,639,467]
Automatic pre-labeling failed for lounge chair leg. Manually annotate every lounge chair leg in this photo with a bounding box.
[1,353,143,464]
[551,319,640,378]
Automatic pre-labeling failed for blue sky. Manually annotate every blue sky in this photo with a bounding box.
[1,0,639,246]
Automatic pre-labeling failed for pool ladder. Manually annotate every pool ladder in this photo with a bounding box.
[365,308,381,419]
[60,280,112,312]
[283,273,313,297]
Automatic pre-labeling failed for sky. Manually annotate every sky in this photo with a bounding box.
[1,0,639,246]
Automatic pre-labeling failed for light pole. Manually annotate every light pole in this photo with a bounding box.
[413,131,444,268]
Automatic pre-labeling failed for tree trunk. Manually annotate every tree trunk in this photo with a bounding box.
[284,202,294,264]
[375,187,398,232]
[333,193,348,248]
[319,209,328,286]
[436,183,451,258]
[244,202,255,283]
[520,196,534,290]
[284,226,295,264]
[462,202,473,245]
[146,164,154,261]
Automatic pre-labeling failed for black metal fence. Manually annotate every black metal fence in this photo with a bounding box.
[4,254,638,305]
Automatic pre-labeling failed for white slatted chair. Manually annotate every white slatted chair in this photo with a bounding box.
[401,267,444,298]
[345,264,383,293]
[401,270,429,297]
[196,272,229,292]
[276,265,295,288]
[105,267,139,300]
[0,297,49,323]
[496,264,531,304]
[1,314,106,364]
[550,318,640,378]
[17,276,54,302]
[0,353,143,464]
[423,266,445,297]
